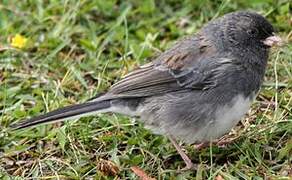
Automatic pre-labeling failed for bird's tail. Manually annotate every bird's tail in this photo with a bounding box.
[10,100,111,130]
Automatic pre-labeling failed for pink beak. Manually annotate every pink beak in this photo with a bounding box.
[263,34,283,47]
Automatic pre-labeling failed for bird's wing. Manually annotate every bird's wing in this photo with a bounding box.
[100,35,224,99]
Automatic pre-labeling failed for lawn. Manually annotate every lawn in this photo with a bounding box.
[0,0,291,179]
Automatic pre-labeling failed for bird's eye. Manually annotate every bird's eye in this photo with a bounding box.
[247,28,258,36]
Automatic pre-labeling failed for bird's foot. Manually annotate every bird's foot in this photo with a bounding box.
[193,142,210,150]
[215,138,236,147]
[194,137,237,150]
[178,163,198,172]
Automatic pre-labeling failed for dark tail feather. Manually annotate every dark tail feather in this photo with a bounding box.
[10,100,111,130]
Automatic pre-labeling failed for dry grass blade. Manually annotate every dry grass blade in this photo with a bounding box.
[131,166,156,180]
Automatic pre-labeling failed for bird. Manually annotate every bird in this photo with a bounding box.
[11,11,282,170]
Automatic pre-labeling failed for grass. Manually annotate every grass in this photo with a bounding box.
[0,0,291,179]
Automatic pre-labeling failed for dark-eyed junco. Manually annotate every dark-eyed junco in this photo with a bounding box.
[11,11,282,170]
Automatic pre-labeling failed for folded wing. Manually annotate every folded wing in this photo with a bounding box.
[99,35,220,100]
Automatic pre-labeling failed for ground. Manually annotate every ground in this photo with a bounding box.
[0,0,291,179]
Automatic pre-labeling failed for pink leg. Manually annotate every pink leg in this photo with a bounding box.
[193,142,210,150]
[168,135,197,171]
[216,137,237,147]
[194,137,238,150]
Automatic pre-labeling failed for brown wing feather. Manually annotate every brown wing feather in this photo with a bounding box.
[99,34,216,100]
[108,64,180,97]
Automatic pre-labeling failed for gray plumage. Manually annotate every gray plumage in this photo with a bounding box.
[11,11,276,144]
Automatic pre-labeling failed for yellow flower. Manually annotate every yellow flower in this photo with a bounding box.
[11,34,28,49]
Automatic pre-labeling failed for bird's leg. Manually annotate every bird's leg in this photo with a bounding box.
[168,135,197,171]
[194,137,238,150]
[193,142,210,150]
[216,136,238,147]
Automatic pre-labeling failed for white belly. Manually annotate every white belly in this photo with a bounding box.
[139,93,256,144]
[201,94,254,141]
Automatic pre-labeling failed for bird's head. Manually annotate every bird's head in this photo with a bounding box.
[203,11,282,50]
